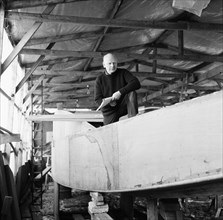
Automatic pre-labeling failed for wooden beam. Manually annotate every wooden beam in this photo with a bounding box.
[15,43,55,94]
[178,30,184,55]
[20,48,223,63]
[35,166,51,180]
[54,181,59,220]
[188,85,220,91]
[24,56,84,68]
[90,213,113,220]
[126,30,173,72]
[147,198,158,220]
[23,74,46,103]
[23,40,213,69]
[120,193,134,219]
[137,60,188,74]
[6,0,88,10]
[0,126,15,135]
[43,103,97,109]
[143,64,223,102]
[33,69,184,78]
[1,5,55,76]
[44,97,90,103]
[26,29,129,46]
[82,0,123,71]
[0,133,20,145]
[44,81,94,87]
[152,47,157,73]
[24,95,39,114]
[27,111,103,122]
[7,11,223,31]
[27,30,101,46]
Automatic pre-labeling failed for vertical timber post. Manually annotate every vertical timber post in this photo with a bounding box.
[54,181,60,220]
[146,198,158,220]
[120,192,134,219]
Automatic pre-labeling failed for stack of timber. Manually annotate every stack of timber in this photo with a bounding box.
[88,192,109,214]
[51,90,223,197]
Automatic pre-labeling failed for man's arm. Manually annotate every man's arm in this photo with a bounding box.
[94,77,103,106]
[119,70,141,95]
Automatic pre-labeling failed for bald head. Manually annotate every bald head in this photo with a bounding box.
[103,53,118,75]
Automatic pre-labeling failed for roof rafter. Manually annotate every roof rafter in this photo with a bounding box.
[6,0,88,10]
[1,5,56,76]
[82,0,123,71]
[6,11,223,31]
[20,48,223,63]
[142,64,223,102]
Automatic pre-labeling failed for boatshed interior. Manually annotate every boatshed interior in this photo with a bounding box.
[0,0,223,220]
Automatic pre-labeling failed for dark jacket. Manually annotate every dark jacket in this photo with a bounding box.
[94,68,141,115]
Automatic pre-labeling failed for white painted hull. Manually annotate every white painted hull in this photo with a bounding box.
[52,91,223,194]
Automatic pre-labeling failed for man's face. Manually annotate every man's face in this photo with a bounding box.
[103,54,118,75]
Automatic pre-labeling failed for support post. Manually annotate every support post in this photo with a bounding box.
[120,192,134,220]
[54,181,60,220]
[146,198,158,220]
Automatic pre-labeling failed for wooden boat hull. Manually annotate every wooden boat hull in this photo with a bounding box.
[52,91,223,194]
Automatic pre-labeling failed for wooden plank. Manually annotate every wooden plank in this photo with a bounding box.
[27,110,103,122]
[1,5,55,76]
[35,167,51,180]
[23,74,46,103]
[72,214,85,220]
[7,11,223,31]
[6,0,86,10]
[15,43,54,94]
[90,213,113,220]
[0,133,20,145]
[216,208,223,218]
[45,81,95,88]
[52,90,223,193]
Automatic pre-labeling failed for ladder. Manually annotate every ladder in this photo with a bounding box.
[31,79,44,212]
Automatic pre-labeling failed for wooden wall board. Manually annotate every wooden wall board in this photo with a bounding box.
[0,133,20,145]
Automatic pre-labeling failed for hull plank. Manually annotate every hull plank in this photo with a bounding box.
[52,91,223,194]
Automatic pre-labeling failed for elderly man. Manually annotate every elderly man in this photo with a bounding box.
[94,53,141,125]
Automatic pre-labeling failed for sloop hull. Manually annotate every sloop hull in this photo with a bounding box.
[52,91,223,194]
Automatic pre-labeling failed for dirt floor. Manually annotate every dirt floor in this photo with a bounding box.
[40,182,221,220]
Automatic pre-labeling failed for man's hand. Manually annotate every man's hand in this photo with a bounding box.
[112,91,121,100]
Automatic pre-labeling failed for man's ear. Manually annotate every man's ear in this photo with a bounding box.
[102,62,105,68]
